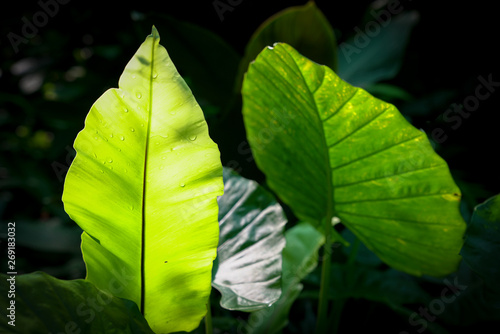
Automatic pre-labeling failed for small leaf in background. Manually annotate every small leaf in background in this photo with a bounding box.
[337,11,419,87]
[365,83,414,103]
[461,194,500,307]
[62,27,223,333]
[0,272,154,333]
[149,14,241,117]
[235,1,337,92]
[214,167,286,311]
[14,218,82,254]
[241,43,466,277]
[245,223,324,334]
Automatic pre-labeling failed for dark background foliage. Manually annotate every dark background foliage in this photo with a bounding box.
[1,0,499,333]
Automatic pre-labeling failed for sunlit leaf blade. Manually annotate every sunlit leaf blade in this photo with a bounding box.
[235,1,337,92]
[214,167,286,311]
[0,272,154,334]
[246,223,324,333]
[62,27,224,333]
[241,43,466,277]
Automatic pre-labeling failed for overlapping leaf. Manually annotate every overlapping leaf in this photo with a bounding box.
[213,168,286,311]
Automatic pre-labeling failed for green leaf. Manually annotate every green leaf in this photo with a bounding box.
[461,193,500,306]
[246,223,324,334]
[62,27,224,333]
[365,83,414,103]
[14,218,82,254]
[213,168,286,311]
[241,43,465,277]
[330,264,430,307]
[337,11,419,87]
[235,1,337,93]
[0,271,154,333]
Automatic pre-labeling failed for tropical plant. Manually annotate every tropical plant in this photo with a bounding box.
[1,2,499,334]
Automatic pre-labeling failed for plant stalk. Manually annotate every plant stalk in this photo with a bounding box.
[205,302,213,334]
[315,217,333,334]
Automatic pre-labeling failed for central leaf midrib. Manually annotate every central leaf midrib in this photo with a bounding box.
[281,46,335,223]
[140,31,156,315]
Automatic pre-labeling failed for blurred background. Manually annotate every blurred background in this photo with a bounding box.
[1,0,499,332]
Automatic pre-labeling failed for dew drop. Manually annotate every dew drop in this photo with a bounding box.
[109,133,113,138]
[100,170,104,173]
[189,135,197,141]
[120,136,125,141]
[161,156,166,160]
[180,183,185,187]
[130,205,134,210]
[108,159,113,163]
[93,153,97,158]
[136,92,142,99]
[94,136,98,140]
[140,123,144,127]
[130,128,135,132]
[153,73,158,79]
[132,74,136,79]
[124,108,128,113]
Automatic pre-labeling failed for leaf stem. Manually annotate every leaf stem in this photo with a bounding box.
[315,217,333,334]
[328,237,360,333]
[205,301,213,334]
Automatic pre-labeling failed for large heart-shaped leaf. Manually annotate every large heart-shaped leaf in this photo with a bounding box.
[213,167,286,311]
[241,43,466,277]
[0,272,154,333]
[62,27,224,333]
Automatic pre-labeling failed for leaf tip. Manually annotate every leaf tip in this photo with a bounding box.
[150,25,160,39]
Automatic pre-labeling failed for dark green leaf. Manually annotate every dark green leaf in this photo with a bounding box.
[151,14,241,115]
[235,1,337,92]
[337,11,418,87]
[0,272,153,334]
[461,193,500,306]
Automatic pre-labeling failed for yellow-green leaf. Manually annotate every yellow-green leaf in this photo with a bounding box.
[62,26,223,333]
